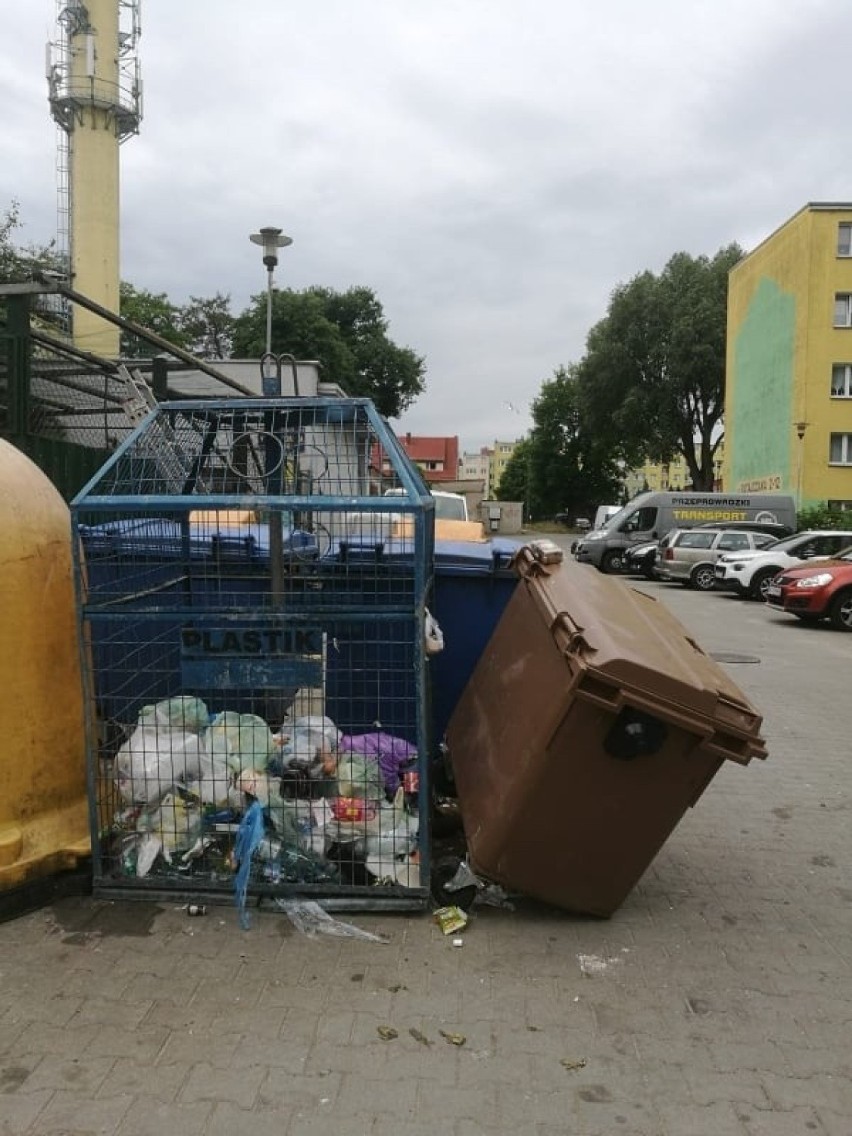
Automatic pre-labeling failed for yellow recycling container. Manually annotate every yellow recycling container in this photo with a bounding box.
[0,439,90,891]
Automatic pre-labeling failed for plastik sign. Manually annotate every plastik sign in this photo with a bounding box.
[180,626,322,656]
[180,624,323,690]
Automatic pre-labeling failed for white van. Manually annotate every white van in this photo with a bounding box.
[593,504,621,530]
[574,491,797,574]
[383,488,468,521]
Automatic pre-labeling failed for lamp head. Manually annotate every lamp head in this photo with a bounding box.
[250,226,293,270]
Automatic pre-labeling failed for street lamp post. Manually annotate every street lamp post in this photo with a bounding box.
[795,420,809,512]
[249,226,293,357]
[249,227,292,610]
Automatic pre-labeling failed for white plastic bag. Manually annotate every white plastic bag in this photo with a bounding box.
[277,715,341,772]
[424,608,445,656]
[275,898,388,942]
[115,726,205,805]
[191,737,235,807]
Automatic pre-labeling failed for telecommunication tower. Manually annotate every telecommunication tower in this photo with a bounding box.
[47,0,142,355]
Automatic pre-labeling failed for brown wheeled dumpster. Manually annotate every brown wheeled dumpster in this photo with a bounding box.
[444,544,767,917]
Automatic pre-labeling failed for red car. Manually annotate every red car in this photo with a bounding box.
[765,546,852,630]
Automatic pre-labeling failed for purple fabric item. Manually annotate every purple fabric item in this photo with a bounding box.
[338,732,417,791]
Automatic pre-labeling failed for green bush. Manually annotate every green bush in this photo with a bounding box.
[797,504,852,531]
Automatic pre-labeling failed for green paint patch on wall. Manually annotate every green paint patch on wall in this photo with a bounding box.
[730,278,795,490]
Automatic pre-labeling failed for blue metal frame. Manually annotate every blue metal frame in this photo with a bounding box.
[72,397,434,910]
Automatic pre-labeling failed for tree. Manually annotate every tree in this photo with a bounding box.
[495,437,531,508]
[512,366,623,520]
[119,282,188,357]
[0,200,61,284]
[232,285,425,418]
[179,293,235,359]
[577,244,742,489]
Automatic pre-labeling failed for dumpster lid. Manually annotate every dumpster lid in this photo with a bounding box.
[434,538,521,575]
[511,546,766,763]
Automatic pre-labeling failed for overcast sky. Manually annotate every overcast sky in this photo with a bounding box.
[2,1,850,451]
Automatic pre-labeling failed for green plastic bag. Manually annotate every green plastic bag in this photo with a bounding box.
[207,711,275,772]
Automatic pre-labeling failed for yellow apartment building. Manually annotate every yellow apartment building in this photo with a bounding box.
[725,203,852,510]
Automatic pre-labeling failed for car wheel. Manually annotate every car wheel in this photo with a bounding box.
[691,564,717,591]
[750,568,779,602]
[828,589,852,631]
[600,550,625,574]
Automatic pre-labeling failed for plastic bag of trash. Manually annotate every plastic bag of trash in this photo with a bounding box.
[115,725,205,805]
[191,760,236,808]
[208,711,275,773]
[134,791,203,877]
[337,732,417,795]
[424,608,445,656]
[277,726,327,772]
[275,898,388,942]
[363,787,417,857]
[293,715,341,750]
[263,789,306,848]
[137,696,209,734]
[332,752,385,801]
[235,769,307,847]
[233,797,266,929]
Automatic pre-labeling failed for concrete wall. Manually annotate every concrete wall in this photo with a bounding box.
[479,499,523,534]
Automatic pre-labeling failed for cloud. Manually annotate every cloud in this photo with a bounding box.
[1,0,847,450]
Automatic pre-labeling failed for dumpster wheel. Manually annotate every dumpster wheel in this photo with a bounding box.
[430,855,478,912]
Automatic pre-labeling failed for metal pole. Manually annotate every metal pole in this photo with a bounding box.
[265,263,283,607]
[266,265,274,355]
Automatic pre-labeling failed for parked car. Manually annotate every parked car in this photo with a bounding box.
[657,528,778,590]
[556,512,590,530]
[714,529,852,601]
[623,539,662,578]
[622,531,677,579]
[693,519,794,539]
[765,545,852,629]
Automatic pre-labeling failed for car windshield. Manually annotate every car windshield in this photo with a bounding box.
[838,545,852,562]
[600,506,627,531]
[433,495,467,521]
[750,533,802,554]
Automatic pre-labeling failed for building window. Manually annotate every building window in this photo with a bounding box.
[834,294,852,327]
[829,433,852,464]
[839,222,852,257]
[831,364,852,397]
[828,500,852,511]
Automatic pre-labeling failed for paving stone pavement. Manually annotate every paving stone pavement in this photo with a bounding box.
[1,561,850,1136]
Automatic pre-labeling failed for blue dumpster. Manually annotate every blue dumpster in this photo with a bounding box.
[326,533,522,744]
[429,538,521,743]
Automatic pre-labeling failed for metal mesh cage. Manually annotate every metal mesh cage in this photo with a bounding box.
[72,398,435,910]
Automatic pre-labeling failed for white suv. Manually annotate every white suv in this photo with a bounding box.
[715,530,852,601]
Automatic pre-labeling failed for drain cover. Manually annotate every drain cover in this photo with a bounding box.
[710,652,761,664]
